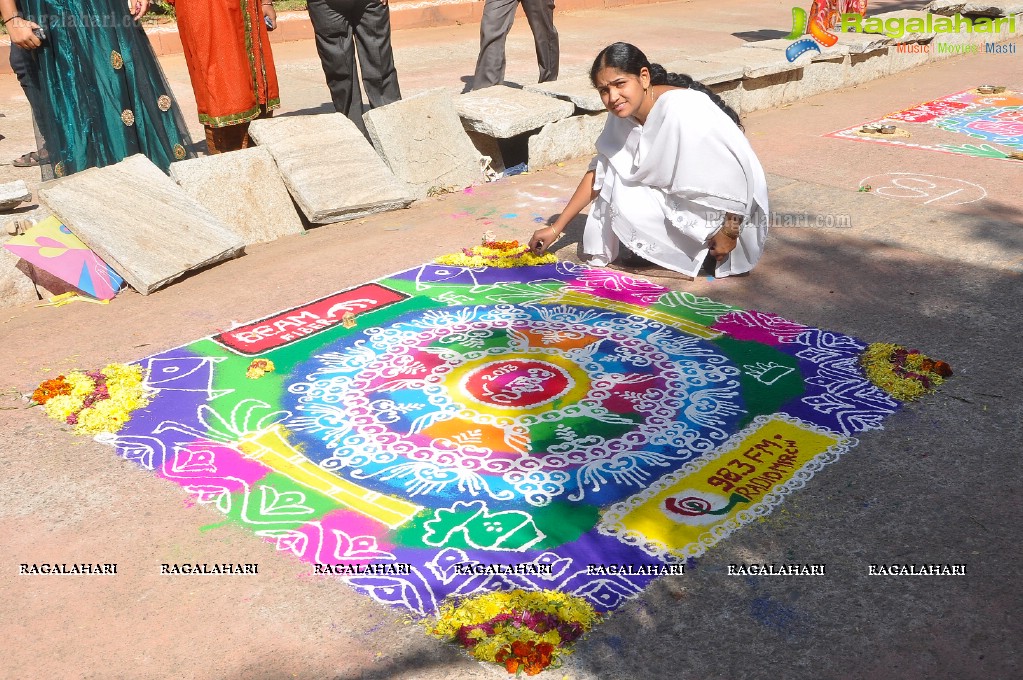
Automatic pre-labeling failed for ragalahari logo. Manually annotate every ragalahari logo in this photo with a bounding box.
[785,0,869,62]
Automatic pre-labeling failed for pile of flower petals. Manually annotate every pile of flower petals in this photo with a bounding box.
[429,589,601,675]
[31,364,150,435]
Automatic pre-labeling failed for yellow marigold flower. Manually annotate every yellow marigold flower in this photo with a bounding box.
[436,244,557,269]
[861,342,948,402]
[44,394,84,420]
[66,371,96,398]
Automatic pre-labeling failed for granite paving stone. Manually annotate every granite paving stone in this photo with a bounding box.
[37,154,244,295]
[169,147,305,245]
[455,86,576,138]
[364,92,485,199]
[248,113,415,223]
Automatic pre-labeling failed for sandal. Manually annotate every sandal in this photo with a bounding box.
[12,151,43,167]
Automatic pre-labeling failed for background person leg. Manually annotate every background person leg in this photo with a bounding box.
[471,0,520,90]
[308,0,362,127]
[351,0,401,110]
[521,0,559,83]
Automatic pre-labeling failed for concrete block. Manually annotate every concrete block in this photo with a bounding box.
[661,59,744,86]
[845,47,892,86]
[1,226,46,308]
[527,112,607,170]
[834,30,892,53]
[735,40,849,99]
[248,113,415,224]
[709,80,743,116]
[0,180,31,211]
[364,92,485,199]
[924,0,1023,17]
[466,130,506,174]
[738,68,806,113]
[38,155,244,295]
[798,55,849,97]
[695,47,802,78]
[169,147,305,245]
[525,76,605,111]
[686,48,803,114]
[455,85,576,138]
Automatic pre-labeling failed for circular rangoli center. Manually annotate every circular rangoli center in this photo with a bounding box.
[461,358,572,409]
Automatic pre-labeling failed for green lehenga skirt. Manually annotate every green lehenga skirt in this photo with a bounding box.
[22,0,194,178]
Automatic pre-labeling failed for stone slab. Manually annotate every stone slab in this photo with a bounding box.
[709,80,743,116]
[38,154,244,296]
[739,68,806,112]
[720,43,849,100]
[466,131,506,175]
[798,54,850,97]
[169,147,305,246]
[835,30,893,53]
[0,246,40,307]
[364,92,485,199]
[0,180,31,211]
[846,47,895,86]
[525,77,605,112]
[924,0,1023,16]
[742,36,882,60]
[692,47,801,79]
[248,113,415,223]
[527,112,608,170]
[455,86,576,138]
[662,59,745,86]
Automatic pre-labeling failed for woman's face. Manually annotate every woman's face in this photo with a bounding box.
[593,66,650,119]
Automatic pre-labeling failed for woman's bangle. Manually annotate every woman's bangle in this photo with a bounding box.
[721,213,743,239]
[2,13,23,24]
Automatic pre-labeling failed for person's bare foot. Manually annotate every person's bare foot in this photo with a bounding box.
[608,252,694,281]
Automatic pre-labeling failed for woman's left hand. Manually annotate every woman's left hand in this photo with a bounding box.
[128,0,150,19]
[708,229,737,264]
[262,2,277,30]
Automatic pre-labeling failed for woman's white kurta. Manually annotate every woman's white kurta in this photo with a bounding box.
[582,88,770,278]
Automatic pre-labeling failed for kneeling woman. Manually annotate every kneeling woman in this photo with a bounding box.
[529,42,769,279]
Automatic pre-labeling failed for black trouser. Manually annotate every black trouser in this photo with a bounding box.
[307,0,401,134]
[9,42,46,153]
[472,0,559,90]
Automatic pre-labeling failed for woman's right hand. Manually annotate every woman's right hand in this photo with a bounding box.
[529,225,560,256]
[8,18,42,50]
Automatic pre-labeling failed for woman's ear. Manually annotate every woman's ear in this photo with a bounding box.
[639,66,651,88]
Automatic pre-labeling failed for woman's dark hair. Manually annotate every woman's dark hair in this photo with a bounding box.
[590,42,743,130]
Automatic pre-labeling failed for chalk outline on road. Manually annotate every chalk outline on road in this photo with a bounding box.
[858,172,987,206]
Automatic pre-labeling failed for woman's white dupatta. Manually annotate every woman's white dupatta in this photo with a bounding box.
[584,88,769,278]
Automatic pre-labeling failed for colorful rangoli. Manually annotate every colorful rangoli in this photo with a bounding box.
[84,262,939,668]
[828,88,1023,160]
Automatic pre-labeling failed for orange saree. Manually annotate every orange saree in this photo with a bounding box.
[174,0,280,149]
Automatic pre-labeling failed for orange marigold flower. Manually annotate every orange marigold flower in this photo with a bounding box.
[32,376,71,405]
[511,640,533,657]
[495,649,520,675]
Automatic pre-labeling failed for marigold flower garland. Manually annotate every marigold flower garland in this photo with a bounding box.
[428,589,601,675]
[860,343,952,401]
[436,240,557,268]
[246,358,276,379]
[31,363,150,435]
